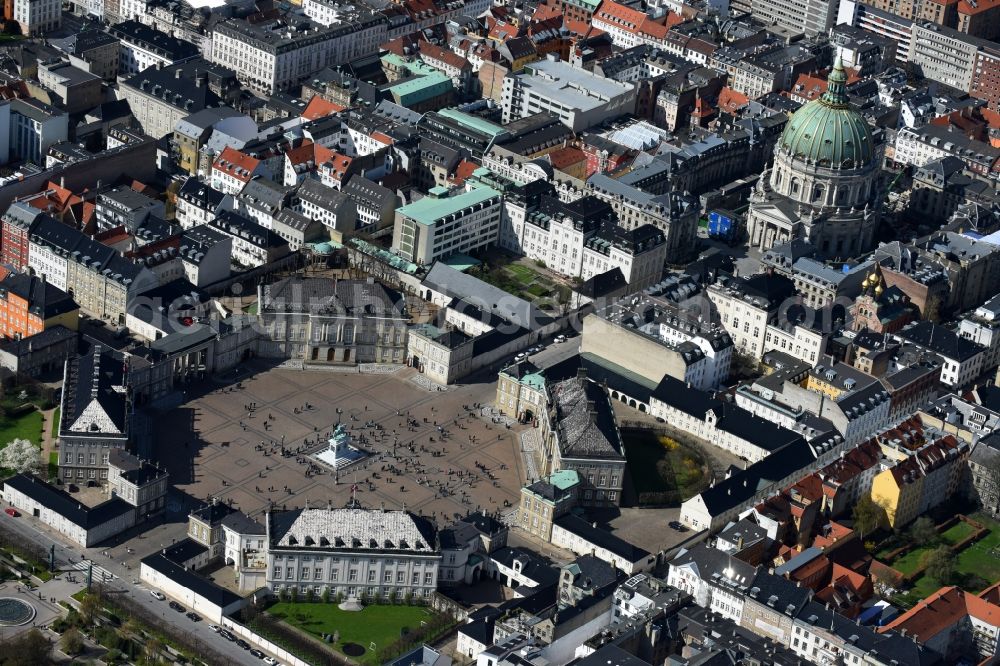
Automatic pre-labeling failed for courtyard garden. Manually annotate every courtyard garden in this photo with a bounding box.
[265,601,452,664]
[0,409,43,448]
[621,429,711,506]
[472,257,572,311]
[878,513,1000,608]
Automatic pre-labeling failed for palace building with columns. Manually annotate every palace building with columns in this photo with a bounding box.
[746,59,883,259]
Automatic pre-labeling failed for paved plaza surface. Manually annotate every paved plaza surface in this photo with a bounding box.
[151,362,525,527]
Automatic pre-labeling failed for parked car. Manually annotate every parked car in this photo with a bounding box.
[250,649,265,658]
[236,639,251,650]
[208,625,221,633]
[262,658,279,665]
[149,591,165,601]
[169,601,184,612]
[186,612,200,621]
[4,508,18,517]
[514,352,527,362]
[554,334,566,343]
[669,520,686,531]
[219,630,236,642]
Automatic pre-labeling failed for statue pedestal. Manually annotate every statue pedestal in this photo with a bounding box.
[338,597,364,612]
[314,424,367,469]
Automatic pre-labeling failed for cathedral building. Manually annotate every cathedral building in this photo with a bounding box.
[747,60,882,259]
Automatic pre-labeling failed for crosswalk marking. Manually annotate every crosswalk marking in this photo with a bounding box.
[71,560,117,583]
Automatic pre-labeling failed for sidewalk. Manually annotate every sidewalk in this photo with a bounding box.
[39,407,57,475]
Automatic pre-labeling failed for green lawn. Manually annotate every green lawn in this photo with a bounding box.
[268,603,436,662]
[893,515,1000,608]
[0,410,44,447]
[953,514,1000,585]
[889,545,933,576]
[622,430,709,504]
[506,264,537,285]
[48,452,58,480]
[50,408,60,437]
[940,521,977,546]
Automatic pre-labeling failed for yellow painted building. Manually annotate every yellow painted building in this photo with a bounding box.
[870,434,970,529]
[871,461,924,529]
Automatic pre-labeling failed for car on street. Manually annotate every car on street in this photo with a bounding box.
[262,658,279,666]
[236,639,251,650]
[169,601,184,612]
[219,630,236,642]
[514,352,527,362]
[250,649,265,658]
[209,625,221,633]
[186,611,200,621]
[554,334,566,343]
[4,508,18,517]
[149,591,165,601]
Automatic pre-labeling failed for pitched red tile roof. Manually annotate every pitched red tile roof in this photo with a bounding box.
[213,146,260,183]
[883,586,1000,644]
[420,43,470,70]
[302,96,345,121]
[547,146,586,170]
[959,0,999,14]
[449,159,479,185]
[593,0,670,39]
[321,151,353,181]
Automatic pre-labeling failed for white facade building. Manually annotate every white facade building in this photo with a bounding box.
[266,508,440,601]
[13,0,60,37]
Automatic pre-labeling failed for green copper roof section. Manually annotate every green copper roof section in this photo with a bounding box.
[396,184,501,226]
[390,72,452,106]
[437,108,507,139]
[549,469,580,490]
[521,371,546,391]
[778,58,874,169]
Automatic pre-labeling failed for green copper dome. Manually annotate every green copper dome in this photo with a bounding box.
[778,59,874,169]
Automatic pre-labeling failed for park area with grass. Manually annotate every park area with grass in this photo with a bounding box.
[473,259,571,309]
[267,602,440,663]
[622,430,710,505]
[887,514,1000,608]
[0,409,43,447]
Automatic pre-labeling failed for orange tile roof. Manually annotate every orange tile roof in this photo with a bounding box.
[450,159,479,185]
[302,96,345,121]
[286,140,335,171]
[884,586,1000,643]
[566,19,601,37]
[819,438,881,489]
[213,146,260,183]
[96,226,132,246]
[982,108,1000,130]
[487,18,521,41]
[532,1,561,21]
[321,151,354,181]
[79,201,95,226]
[371,131,395,146]
[980,582,1000,606]
[718,87,749,114]
[959,0,1000,14]
[593,0,670,39]
[547,146,586,169]
[130,180,156,196]
[420,43,470,70]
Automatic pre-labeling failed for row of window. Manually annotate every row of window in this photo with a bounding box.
[273,566,435,586]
